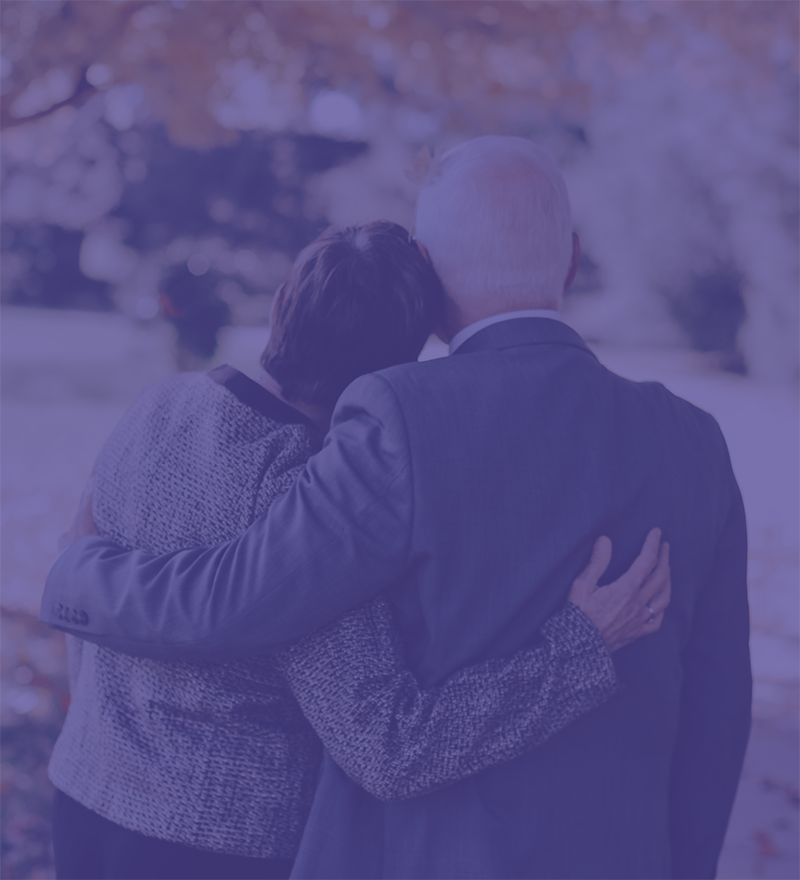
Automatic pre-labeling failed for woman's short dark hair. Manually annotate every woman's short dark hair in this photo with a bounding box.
[261,221,445,408]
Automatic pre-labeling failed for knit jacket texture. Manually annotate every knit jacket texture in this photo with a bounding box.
[49,367,323,859]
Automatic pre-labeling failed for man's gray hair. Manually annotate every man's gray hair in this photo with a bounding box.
[414,136,573,310]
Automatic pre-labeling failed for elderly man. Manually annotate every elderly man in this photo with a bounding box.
[43,136,751,879]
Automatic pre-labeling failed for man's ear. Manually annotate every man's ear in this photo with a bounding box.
[416,240,431,264]
[562,232,581,293]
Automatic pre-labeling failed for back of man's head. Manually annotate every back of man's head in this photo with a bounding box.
[414,136,573,315]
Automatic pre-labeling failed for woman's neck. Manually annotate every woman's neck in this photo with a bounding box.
[257,370,332,434]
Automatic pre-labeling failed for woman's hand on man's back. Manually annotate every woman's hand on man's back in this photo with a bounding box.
[568,528,671,653]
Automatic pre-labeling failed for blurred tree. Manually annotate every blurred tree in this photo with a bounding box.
[1,223,112,311]
[0,0,797,379]
[2,1,794,145]
[112,128,366,256]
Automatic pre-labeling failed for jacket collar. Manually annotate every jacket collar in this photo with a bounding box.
[207,364,318,430]
[452,316,598,360]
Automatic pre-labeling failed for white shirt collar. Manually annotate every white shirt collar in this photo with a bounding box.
[448,310,564,355]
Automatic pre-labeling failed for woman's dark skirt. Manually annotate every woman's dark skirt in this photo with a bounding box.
[52,788,294,880]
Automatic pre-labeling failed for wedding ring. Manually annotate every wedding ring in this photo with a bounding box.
[646,604,656,622]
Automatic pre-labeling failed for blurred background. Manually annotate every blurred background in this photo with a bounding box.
[1,1,797,877]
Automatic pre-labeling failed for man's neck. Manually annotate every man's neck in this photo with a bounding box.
[257,370,332,433]
[440,294,562,343]
[447,309,564,354]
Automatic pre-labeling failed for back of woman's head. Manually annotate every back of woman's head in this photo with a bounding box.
[261,221,444,408]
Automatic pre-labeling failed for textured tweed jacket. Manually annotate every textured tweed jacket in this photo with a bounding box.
[48,365,617,860]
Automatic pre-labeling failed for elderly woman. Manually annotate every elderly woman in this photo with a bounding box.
[48,221,668,880]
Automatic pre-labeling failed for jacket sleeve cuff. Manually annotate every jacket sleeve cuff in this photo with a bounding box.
[540,602,618,696]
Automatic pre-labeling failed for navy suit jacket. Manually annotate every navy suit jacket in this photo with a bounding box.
[42,318,751,878]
